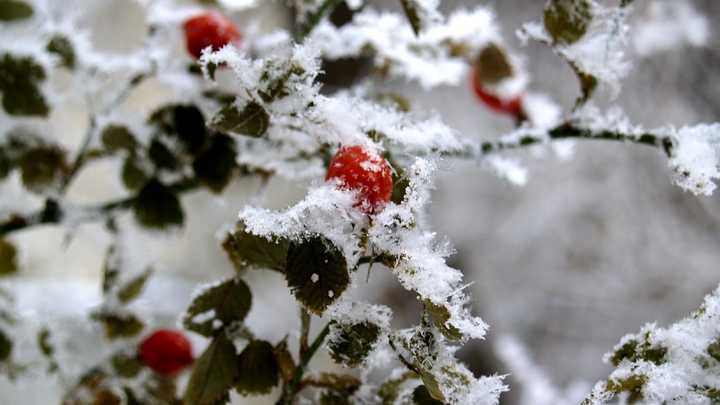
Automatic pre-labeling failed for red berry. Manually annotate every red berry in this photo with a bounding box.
[325,145,393,215]
[470,68,523,116]
[138,329,194,376]
[184,13,242,60]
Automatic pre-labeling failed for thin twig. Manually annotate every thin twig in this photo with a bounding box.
[278,320,334,405]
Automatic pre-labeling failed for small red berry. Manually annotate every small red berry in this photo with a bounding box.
[183,12,242,60]
[138,329,194,376]
[470,67,523,115]
[325,145,393,215]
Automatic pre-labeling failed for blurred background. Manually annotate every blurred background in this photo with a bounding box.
[1,0,719,404]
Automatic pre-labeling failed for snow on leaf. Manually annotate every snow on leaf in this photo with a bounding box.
[183,277,252,337]
[370,158,488,341]
[586,283,720,405]
[238,184,366,267]
[308,7,501,89]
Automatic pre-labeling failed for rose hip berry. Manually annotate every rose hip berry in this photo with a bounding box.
[138,329,194,376]
[325,145,393,215]
[470,67,523,116]
[183,12,242,60]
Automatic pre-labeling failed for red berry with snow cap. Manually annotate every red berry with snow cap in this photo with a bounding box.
[184,12,242,60]
[138,329,194,376]
[326,145,393,215]
[470,67,524,116]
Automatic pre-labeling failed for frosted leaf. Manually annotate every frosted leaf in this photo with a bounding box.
[632,0,709,57]
[588,283,720,404]
[238,183,367,268]
[308,7,501,89]
[370,158,487,340]
[519,6,632,99]
[668,123,720,196]
[483,155,528,186]
[392,325,507,405]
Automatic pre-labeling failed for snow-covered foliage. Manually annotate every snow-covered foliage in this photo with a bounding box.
[584,285,720,405]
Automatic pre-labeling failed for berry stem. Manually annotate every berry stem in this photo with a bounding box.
[278,320,334,405]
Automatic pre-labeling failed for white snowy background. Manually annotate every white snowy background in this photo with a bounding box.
[1,0,720,404]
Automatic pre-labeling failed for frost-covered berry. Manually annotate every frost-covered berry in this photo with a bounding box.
[470,70,524,116]
[138,329,194,376]
[326,145,393,215]
[183,12,242,60]
[470,43,524,116]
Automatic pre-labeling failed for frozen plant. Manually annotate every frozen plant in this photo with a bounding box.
[0,0,719,404]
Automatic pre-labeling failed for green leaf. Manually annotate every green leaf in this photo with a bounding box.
[412,385,444,405]
[101,125,138,153]
[183,277,252,337]
[399,0,423,36]
[18,146,65,193]
[0,238,18,276]
[285,236,349,315]
[379,372,419,405]
[112,352,144,379]
[133,179,184,229]
[0,0,33,21]
[148,104,208,154]
[209,101,269,138]
[184,332,238,405]
[148,139,181,170]
[423,300,464,341]
[408,328,444,402]
[117,268,152,304]
[192,133,237,193]
[0,53,49,116]
[474,43,513,86]
[46,35,75,69]
[91,313,144,340]
[327,322,381,367]
[415,365,444,402]
[121,158,148,191]
[174,105,208,154]
[543,0,594,45]
[232,222,289,272]
[0,327,12,361]
[235,340,279,395]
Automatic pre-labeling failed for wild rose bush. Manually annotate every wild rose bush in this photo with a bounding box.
[1,0,719,404]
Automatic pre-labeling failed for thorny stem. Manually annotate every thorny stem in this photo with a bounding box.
[278,321,334,405]
[295,0,342,42]
[444,123,673,159]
